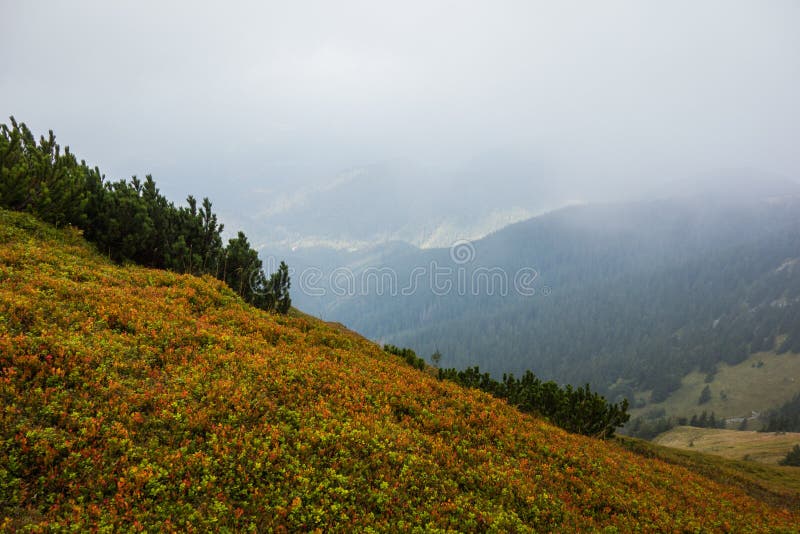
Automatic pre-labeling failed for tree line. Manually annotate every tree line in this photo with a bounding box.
[437,366,630,439]
[0,117,290,313]
[625,411,730,440]
[761,393,800,433]
[384,345,629,438]
[383,344,427,370]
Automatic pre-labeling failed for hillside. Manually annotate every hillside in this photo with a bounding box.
[652,426,800,465]
[1,210,799,531]
[616,436,800,511]
[628,350,800,431]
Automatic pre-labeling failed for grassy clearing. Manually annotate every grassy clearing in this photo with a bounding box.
[653,426,800,465]
[632,350,800,425]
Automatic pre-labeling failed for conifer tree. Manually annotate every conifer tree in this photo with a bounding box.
[779,444,800,466]
[698,385,712,405]
[222,231,263,303]
[270,261,292,314]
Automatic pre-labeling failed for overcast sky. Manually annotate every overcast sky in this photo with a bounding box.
[2,1,799,244]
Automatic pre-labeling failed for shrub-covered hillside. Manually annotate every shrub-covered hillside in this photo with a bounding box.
[0,118,290,313]
[0,210,797,532]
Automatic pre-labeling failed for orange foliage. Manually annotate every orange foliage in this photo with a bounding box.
[0,209,797,532]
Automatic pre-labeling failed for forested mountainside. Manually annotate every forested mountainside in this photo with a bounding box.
[1,209,798,531]
[292,186,800,402]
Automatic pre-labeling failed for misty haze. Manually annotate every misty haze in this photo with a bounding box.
[2,1,800,530]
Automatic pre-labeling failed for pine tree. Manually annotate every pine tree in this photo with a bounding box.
[199,197,224,274]
[779,444,800,467]
[698,385,712,405]
[0,117,88,227]
[270,261,292,314]
[222,232,262,303]
[698,411,709,427]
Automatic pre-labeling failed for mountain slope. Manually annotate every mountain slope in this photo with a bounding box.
[292,190,800,405]
[0,210,797,531]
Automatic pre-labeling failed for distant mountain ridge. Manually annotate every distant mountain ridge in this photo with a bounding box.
[243,166,800,253]
[240,158,567,251]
